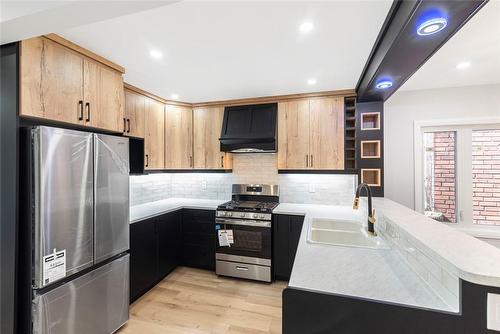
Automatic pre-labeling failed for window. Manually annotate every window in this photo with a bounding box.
[416,120,500,233]
[423,131,457,223]
[472,130,500,226]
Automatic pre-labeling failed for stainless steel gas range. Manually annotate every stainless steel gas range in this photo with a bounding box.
[215,184,279,282]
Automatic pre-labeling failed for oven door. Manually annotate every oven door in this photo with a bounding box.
[215,218,271,260]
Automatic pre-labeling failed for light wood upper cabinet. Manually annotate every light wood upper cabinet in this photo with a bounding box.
[165,104,193,169]
[20,36,124,132]
[124,89,146,138]
[90,64,124,132]
[193,106,232,169]
[278,97,344,170]
[144,99,165,170]
[309,97,344,169]
[21,37,84,123]
[278,99,310,169]
[83,59,98,126]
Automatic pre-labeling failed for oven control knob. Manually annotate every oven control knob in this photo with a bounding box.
[227,212,232,217]
[260,214,265,219]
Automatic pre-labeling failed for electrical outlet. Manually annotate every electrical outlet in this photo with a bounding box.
[487,293,500,331]
[201,181,207,190]
[308,184,315,193]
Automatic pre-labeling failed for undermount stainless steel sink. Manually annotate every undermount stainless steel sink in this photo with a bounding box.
[308,218,390,250]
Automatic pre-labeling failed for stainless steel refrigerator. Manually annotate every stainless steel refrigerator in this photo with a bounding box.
[29,126,130,334]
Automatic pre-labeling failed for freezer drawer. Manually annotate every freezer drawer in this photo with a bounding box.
[33,127,94,288]
[32,255,129,334]
[94,134,130,263]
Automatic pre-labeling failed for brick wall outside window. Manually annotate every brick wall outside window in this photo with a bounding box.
[472,130,500,226]
[430,132,456,223]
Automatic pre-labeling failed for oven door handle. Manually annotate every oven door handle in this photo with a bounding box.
[215,218,271,228]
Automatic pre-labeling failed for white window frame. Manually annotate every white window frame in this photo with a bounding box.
[414,117,500,239]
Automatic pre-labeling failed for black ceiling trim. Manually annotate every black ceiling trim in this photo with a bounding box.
[356,0,489,102]
[354,0,407,92]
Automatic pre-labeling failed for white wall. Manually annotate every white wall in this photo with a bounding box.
[384,84,500,209]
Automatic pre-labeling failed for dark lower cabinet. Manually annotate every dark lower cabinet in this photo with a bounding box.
[158,211,181,278]
[181,209,216,270]
[130,209,216,303]
[130,211,182,303]
[273,214,304,281]
[284,280,500,334]
[130,218,158,302]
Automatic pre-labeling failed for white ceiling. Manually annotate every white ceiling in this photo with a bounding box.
[400,1,500,92]
[0,1,175,44]
[58,1,392,103]
[0,1,69,22]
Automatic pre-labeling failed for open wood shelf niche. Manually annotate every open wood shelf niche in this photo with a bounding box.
[344,96,357,169]
[361,140,381,159]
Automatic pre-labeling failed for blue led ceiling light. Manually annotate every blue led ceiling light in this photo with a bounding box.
[417,17,447,36]
[375,80,393,90]
[416,8,448,36]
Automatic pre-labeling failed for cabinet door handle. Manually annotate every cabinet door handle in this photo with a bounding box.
[305,155,309,168]
[189,156,193,167]
[145,154,149,167]
[221,156,224,168]
[123,118,126,133]
[310,155,313,167]
[85,102,90,122]
[127,119,131,133]
[78,101,83,121]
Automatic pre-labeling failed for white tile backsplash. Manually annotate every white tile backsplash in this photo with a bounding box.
[170,173,232,200]
[130,173,171,206]
[279,173,357,205]
[130,154,357,207]
[232,153,279,184]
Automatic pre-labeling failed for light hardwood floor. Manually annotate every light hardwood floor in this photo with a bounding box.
[118,267,287,334]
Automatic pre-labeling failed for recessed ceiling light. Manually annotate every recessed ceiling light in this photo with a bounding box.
[307,78,317,85]
[417,17,447,36]
[149,49,163,59]
[456,61,471,70]
[170,94,179,100]
[299,22,314,33]
[375,80,393,90]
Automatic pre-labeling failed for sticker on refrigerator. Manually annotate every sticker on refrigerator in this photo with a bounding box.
[218,229,234,247]
[42,249,66,285]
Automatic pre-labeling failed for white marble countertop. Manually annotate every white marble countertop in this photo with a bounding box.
[274,203,454,312]
[372,198,500,288]
[130,198,225,223]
